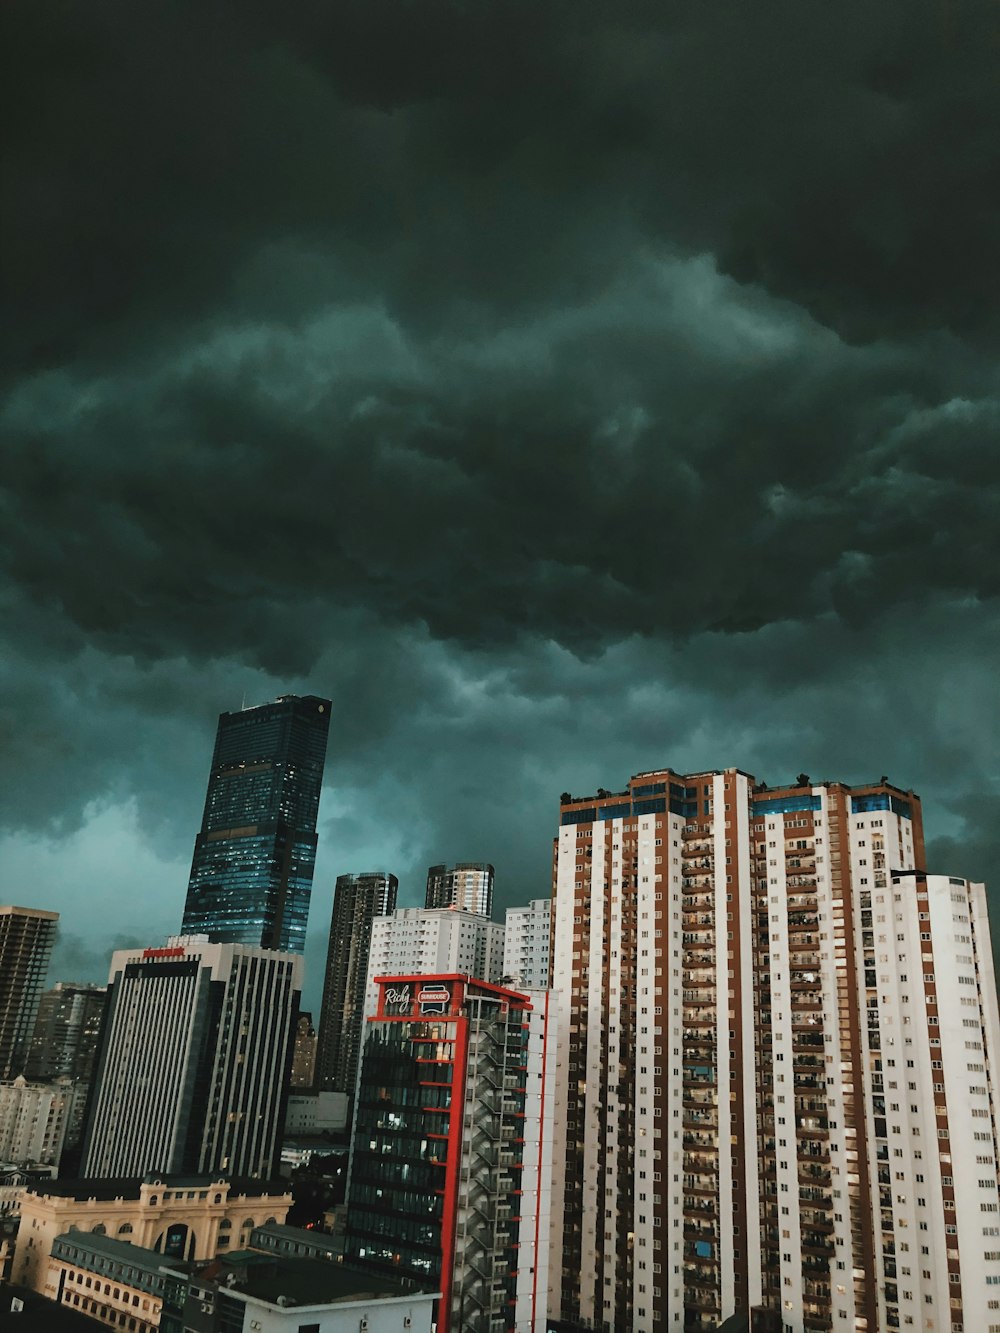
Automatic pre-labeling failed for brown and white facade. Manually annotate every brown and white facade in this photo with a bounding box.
[549,768,1000,1333]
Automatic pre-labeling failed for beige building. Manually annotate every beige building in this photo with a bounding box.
[13,1173,291,1293]
[45,1230,179,1331]
[0,1074,86,1167]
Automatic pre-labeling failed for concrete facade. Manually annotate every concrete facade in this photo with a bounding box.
[549,768,1000,1333]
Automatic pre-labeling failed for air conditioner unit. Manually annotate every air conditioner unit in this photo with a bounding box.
[404,1321,412,1329]
[360,1320,369,1332]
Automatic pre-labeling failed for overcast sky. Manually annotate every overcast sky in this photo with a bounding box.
[4,0,999,1007]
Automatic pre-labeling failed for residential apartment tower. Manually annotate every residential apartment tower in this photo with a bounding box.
[549,769,1000,1333]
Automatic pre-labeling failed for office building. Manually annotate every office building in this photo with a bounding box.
[81,937,301,1180]
[549,769,1000,1333]
[365,908,505,1018]
[25,982,107,1083]
[283,1090,348,1135]
[503,898,552,988]
[316,871,398,1093]
[12,1173,291,1293]
[0,1075,85,1167]
[290,1011,317,1088]
[344,974,556,1333]
[425,862,495,917]
[180,694,331,953]
[0,905,58,1080]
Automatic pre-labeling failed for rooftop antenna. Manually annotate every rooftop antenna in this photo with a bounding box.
[241,690,247,711]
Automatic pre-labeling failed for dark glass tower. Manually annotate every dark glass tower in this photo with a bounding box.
[180,694,331,953]
[316,871,398,1093]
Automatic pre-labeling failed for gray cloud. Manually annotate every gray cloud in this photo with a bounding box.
[3,0,1000,998]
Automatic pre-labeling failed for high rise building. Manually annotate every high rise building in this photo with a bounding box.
[364,908,505,1019]
[316,871,398,1094]
[81,936,302,1180]
[180,694,331,953]
[343,974,556,1333]
[290,1011,317,1088]
[502,898,551,989]
[25,982,107,1083]
[0,1075,84,1167]
[0,906,58,1081]
[549,768,1000,1333]
[425,862,495,917]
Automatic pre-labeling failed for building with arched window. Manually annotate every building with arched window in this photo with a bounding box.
[13,1174,291,1294]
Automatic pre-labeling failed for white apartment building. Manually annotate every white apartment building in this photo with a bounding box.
[81,936,302,1180]
[549,768,1000,1333]
[0,1075,85,1167]
[503,898,552,989]
[364,908,504,1017]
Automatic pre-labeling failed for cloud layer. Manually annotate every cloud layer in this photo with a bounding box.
[3,0,1000,995]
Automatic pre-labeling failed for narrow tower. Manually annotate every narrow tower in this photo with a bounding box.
[0,906,59,1080]
[316,871,398,1093]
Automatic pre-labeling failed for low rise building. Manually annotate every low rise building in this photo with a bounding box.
[12,1173,292,1293]
[249,1221,341,1261]
[44,1230,194,1331]
[39,1231,435,1333]
[176,1248,435,1333]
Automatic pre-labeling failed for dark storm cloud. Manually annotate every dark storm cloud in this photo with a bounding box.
[6,0,1000,367]
[4,259,998,680]
[3,0,1000,982]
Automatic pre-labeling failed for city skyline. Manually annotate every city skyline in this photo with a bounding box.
[4,726,999,1012]
[4,0,1000,1008]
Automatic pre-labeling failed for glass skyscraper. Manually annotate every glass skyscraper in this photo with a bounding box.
[180,694,331,952]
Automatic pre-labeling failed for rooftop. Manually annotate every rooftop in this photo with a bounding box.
[52,1231,194,1278]
[251,1222,341,1254]
[201,1253,433,1307]
[25,1175,290,1202]
[1,1286,95,1329]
